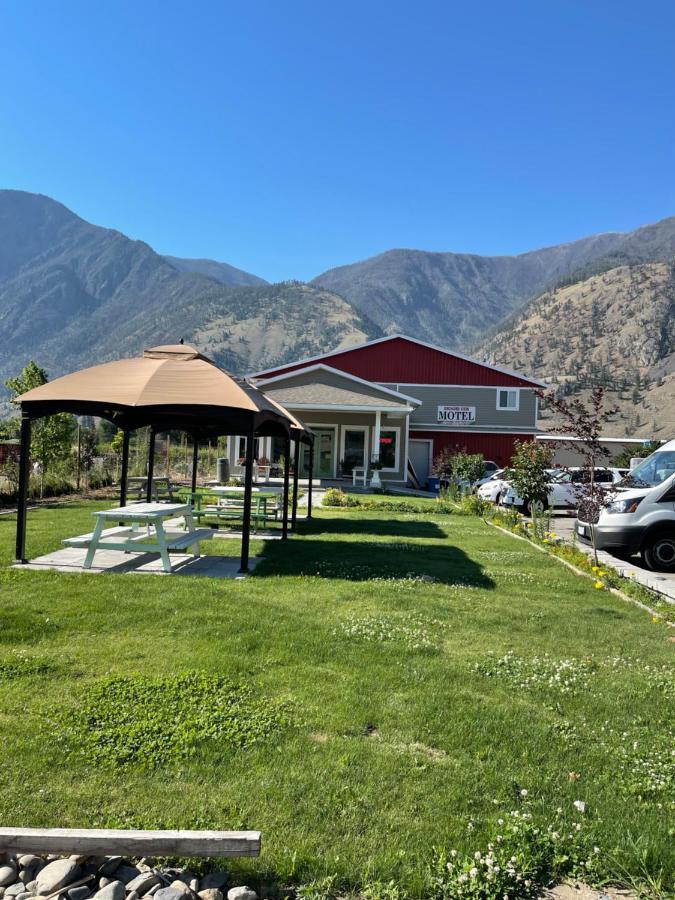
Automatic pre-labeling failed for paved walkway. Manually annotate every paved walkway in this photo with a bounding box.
[549,514,675,603]
[12,547,261,578]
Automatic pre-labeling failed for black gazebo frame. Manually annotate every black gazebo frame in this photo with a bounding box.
[14,401,313,574]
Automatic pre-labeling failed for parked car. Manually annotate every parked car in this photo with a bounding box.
[502,467,628,515]
[440,460,500,492]
[576,441,675,571]
[476,469,508,503]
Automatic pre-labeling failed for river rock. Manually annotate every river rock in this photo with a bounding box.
[0,870,16,890]
[125,875,161,897]
[25,884,37,895]
[6,884,27,898]
[92,882,125,900]
[154,889,187,900]
[198,890,223,900]
[67,886,92,900]
[113,869,140,887]
[17,861,40,874]
[97,861,122,880]
[15,892,32,900]
[168,883,191,898]
[17,873,32,887]
[227,888,257,900]
[199,875,227,892]
[36,860,80,896]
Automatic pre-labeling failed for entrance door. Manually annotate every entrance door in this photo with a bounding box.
[408,439,432,488]
[301,428,335,478]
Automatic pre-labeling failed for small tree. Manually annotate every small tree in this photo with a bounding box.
[5,361,75,498]
[537,386,620,563]
[504,440,554,533]
[451,451,485,489]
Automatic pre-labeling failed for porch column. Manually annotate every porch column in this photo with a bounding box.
[191,434,199,492]
[14,413,31,564]
[239,425,255,573]
[373,410,382,462]
[119,429,130,507]
[307,439,313,519]
[291,439,300,529]
[281,437,291,540]
[146,428,156,502]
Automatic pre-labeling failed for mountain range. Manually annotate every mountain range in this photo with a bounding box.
[0,188,673,434]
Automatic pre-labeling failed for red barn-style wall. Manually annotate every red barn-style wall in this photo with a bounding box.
[410,431,534,468]
[258,336,540,388]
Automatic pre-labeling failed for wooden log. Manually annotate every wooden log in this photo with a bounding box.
[0,828,261,857]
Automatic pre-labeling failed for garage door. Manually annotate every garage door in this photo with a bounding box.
[408,439,432,488]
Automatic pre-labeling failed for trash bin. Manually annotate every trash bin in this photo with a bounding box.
[216,457,230,484]
[427,476,441,494]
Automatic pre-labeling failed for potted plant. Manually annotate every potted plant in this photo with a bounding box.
[370,457,383,488]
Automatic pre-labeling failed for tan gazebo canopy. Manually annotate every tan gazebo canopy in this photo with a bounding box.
[13,344,314,571]
[16,344,307,438]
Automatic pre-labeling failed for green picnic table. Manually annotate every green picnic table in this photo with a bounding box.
[179,488,280,530]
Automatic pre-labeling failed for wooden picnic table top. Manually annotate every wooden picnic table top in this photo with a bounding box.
[94,502,190,520]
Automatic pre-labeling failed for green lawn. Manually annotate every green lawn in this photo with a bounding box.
[0,500,672,895]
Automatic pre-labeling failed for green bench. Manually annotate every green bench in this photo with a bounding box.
[179,489,282,530]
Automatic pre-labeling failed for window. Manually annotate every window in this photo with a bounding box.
[497,389,520,411]
[378,428,400,471]
[342,427,367,473]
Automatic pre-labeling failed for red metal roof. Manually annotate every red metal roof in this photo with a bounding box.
[255,336,542,388]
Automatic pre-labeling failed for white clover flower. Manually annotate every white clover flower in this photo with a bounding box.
[573,800,586,813]
[469,867,478,878]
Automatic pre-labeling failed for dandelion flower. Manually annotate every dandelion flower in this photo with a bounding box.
[652,616,659,623]
[594,581,604,589]
[520,788,528,797]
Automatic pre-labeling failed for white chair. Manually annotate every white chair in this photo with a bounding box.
[352,466,367,486]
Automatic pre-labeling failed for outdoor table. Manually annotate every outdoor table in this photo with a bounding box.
[65,502,212,573]
[126,476,175,501]
[180,488,279,529]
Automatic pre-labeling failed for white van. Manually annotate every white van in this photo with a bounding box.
[575,440,675,571]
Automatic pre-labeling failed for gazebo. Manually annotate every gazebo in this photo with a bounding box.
[13,344,314,572]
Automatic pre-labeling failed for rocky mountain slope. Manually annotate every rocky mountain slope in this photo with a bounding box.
[478,262,675,438]
[312,219,675,350]
[163,255,266,286]
[0,191,377,390]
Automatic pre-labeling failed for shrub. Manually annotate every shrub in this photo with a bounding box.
[322,488,358,507]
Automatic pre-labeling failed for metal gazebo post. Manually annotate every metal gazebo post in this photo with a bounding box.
[191,434,199,493]
[307,437,314,519]
[239,426,256,573]
[119,429,130,507]
[14,412,32,564]
[282,437,291,540]
[146,428,156,502]
[291,438,300,529]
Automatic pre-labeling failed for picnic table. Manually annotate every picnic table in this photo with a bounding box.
[126,476,176,502]
[180,488,280,530]
[62,502,213,573]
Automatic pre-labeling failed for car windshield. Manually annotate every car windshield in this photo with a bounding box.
[625,450,675,487]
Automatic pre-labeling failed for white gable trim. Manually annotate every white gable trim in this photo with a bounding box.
[254,363,422,405]
[248,333,548,389]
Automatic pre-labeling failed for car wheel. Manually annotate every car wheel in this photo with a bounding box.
[526,498,547,517]
[642,531,675,573]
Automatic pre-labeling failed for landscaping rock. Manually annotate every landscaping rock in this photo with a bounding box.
[198,875,227,893]
[6,884,28,897]
[125,875,160,897]
[112,870,140,888]
[18,860,40,873]
[68,886,92,900]
[226,888,256,900]
[15,891,32,900]
[198,889,223,900]
[153,889,187,900]
[36,860,81,896]
[0,870,17,890]
[97,862,122,880]
[92,882,125,900]
[25,884,37,895]
[17,873,32,887]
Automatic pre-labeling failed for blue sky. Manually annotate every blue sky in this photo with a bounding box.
[1,0,674,282]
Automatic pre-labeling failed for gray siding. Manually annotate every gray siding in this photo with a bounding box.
[383,384,537,429]
[260,369,405,405]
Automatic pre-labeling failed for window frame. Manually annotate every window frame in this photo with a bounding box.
[496,388,520,411]
[340,425,369,471]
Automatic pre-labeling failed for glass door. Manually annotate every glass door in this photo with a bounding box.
[301,428,335,478]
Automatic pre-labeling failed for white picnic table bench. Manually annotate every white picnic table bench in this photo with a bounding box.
[63,502,213,573]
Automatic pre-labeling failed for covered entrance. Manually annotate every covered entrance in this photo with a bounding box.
[300,427,335,478]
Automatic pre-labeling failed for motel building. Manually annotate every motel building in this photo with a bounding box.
[227,335,545,487]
